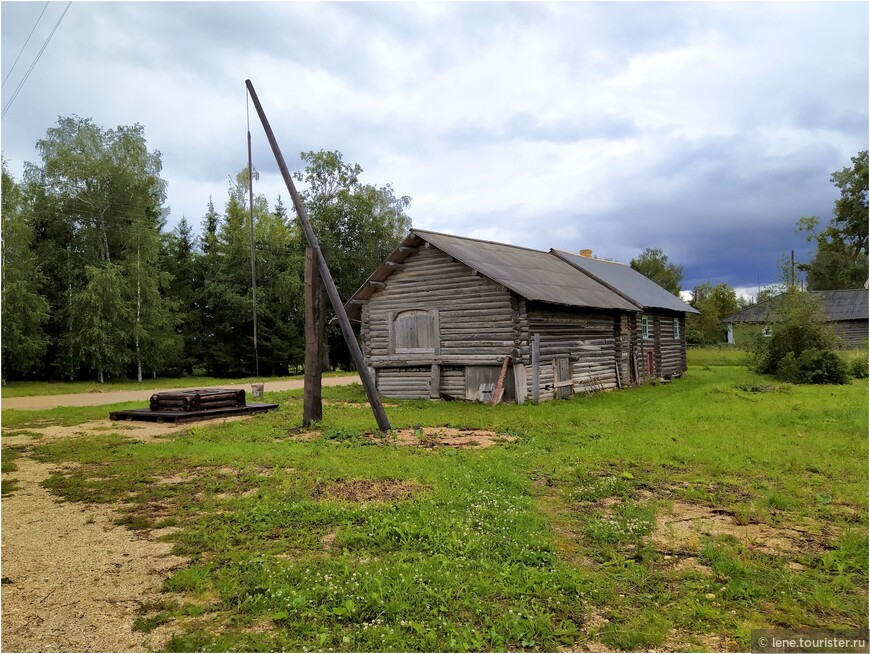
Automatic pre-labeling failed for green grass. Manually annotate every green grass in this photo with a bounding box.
[0,401,145,431]
[4,367,867,651]
[1,447,22,495]
[0,370,355,398]
[687,345,751,367]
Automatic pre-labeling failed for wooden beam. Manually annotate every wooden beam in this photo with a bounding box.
[531,333,541,404]
[303,246,322,426]
[429,364,441,399]
[246,80,391,432]
[491,356,511,405]
[385,261,405,271]
[368,281,387,289]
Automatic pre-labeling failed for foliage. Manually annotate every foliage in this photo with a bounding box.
[8,116,180,382]
[777,348,849,385]
[798,150,869,290]
[846,353,869,379]
[686,282,740,344]
[629,247,683,296]
[2,117,411,381]
[749,286,846,384]
[1,163,49,379]
[62,264,133,382]
[295,150,411,368]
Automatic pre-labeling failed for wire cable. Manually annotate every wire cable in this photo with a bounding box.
[2,1,72,119]
[1,1,49,89]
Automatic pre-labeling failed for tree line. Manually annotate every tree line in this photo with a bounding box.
[2,116,411,382]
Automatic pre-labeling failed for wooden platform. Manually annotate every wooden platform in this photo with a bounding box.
[109,402,278,424]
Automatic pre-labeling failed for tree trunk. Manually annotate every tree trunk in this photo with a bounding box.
[136,239,142,382]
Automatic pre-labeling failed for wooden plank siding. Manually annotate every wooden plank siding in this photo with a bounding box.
[831,320,869,349]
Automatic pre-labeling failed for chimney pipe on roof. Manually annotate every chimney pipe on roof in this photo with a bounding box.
[579,249,593,258]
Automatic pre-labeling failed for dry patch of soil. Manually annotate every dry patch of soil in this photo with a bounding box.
[2,419,189,448]
[651,500,825,556]
[314,478,427,503]
[292,426,516,448]
[1,455,186,652]
[388,427,515,448]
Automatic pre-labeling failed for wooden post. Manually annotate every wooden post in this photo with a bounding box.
[303,247,323,426]
[531,333,540,405]
[245,80,391,431]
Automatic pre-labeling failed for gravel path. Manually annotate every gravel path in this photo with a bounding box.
[2,375,361,411]
[1,422,190,652]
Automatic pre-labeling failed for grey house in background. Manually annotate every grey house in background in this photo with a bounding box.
[722,289,869,348]
[345,229,697,402]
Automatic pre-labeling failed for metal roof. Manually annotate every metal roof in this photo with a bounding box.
[723,289,869,323]
[551,249,700,314]
[415,230,639,312]
[343,229,639,320]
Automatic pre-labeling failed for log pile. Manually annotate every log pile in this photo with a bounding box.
[149,389,246,412]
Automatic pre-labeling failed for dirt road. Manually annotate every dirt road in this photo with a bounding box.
[1,375,361,411]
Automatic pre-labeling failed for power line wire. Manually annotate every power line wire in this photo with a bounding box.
[1,1,49,89]
[2,1,72,119]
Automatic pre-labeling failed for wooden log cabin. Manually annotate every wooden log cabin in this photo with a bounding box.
[551,248,699,382]
[344,230,698,402]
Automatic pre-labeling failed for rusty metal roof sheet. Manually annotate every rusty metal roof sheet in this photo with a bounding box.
[551,249,700,314]
[723,288,869,323]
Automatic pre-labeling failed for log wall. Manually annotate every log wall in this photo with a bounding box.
[361,246,516,399]
[632,311,687,381]
[359,244,692,401]
[525,304,628,399]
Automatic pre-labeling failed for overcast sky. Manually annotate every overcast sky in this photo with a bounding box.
[2,1,867,297]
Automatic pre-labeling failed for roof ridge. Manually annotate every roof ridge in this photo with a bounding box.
[550,247,629,266]
[411,228,550,256]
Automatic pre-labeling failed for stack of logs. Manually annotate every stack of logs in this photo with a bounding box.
[149,389,246,412]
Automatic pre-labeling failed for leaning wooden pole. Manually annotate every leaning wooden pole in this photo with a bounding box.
[245,80,391,432]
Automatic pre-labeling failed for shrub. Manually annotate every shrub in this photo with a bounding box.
[847,355,869,379]
[777,349,849,385]
[749,287,845,384]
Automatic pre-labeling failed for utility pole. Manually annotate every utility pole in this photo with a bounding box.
[245,79,391,431]
[303,246,323,426]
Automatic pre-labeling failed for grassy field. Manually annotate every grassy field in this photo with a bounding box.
[1,356,867,652]
[0,371,355,399]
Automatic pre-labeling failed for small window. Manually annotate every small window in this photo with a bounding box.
[673,317,680,340]
[641,315,650,339]
[391,309,439,354]
[762,326,772,338]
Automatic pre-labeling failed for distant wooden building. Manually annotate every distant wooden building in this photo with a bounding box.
[344,230,698,402]
[552,249,700,381]
[722,289,869,349]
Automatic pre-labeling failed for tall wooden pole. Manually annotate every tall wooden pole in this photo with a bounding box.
[303,246,323,426]
[247,122,259,376]
[245,79,391,431]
